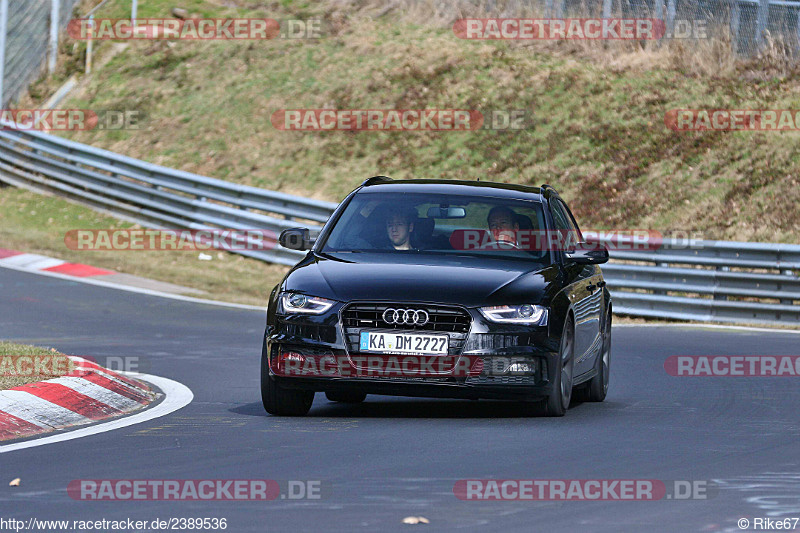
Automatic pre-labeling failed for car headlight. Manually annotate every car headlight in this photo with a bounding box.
[279,293,335,314]
[479,304,547,325]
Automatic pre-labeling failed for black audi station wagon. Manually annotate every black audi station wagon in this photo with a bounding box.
[261,178,611,416]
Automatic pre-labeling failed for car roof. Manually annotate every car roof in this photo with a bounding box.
[356,179,545,200]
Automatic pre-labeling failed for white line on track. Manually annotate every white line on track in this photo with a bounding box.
[0,262,265,311]
[0,373,193,454]
[613,323,800,335]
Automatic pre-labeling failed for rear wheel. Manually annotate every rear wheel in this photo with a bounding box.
[543,318,575,417]
[325,391,367,403]
[260,341,314,416]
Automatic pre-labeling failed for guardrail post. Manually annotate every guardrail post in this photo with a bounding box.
[714,266,729,300]
[781,269,795,305]
[651,260,667,295]
[0,0,8,107]
[132,0,138,20]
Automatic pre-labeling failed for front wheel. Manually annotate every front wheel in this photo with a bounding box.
[261,341,314,416]
[543,318,575,417]
[584,308,611,402]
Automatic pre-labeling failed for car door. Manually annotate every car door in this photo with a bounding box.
[550,199,603,376]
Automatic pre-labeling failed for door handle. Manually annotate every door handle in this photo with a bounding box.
[587,280,605,293]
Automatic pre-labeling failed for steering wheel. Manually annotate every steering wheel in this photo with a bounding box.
[478,238,521,250]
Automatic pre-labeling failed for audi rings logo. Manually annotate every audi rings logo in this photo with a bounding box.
[382,308,430,326]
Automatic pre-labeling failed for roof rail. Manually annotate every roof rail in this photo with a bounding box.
[361,175,393,187]
[540,183,558,196]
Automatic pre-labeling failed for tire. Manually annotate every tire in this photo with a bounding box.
[584,308,611,402]
[260,340,314,416]
[325,391,367,403]
[543,317,575,417]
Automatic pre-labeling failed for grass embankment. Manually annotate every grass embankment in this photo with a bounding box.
[0,342,73,390]
[3,0,798,308]
[49,0,800,242]
[0,188,288,306]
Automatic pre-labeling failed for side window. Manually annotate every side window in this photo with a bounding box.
[557,199,583,241]
[549,199,580,251]
[549,200,571,231]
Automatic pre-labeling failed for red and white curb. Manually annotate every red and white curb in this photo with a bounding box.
[0,356,158,442]
[0,248,114,278]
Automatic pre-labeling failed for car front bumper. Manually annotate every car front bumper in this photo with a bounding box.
[265,304,561,401]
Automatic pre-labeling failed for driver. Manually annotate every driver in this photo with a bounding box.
[385,208,416,250]
[487,206,519,246]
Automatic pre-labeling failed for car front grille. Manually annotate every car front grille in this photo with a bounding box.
[341,303,471,356]
[465,374,538,385]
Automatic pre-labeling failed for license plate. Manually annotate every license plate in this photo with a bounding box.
[359,331,448,355]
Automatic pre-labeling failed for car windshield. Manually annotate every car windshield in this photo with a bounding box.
[319,191,551,264]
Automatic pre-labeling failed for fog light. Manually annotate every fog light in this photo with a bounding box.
[506,361,536,375]
[279,351,306,374]
[282,352,306,364]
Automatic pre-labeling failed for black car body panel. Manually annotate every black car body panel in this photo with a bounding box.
[263,179,611,407]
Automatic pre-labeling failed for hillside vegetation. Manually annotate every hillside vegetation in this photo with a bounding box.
[26,0,800,244]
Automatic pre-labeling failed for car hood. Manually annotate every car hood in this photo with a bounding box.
[282,252,560,307]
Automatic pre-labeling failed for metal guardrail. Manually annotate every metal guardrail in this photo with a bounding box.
[0,123,797,324]
[605,239,800,325]
[0,122,337,266]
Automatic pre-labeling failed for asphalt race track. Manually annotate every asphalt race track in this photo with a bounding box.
[1,266,800,532]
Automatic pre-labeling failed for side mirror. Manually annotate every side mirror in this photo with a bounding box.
[279,228,314,251]
[565,243,609,264]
